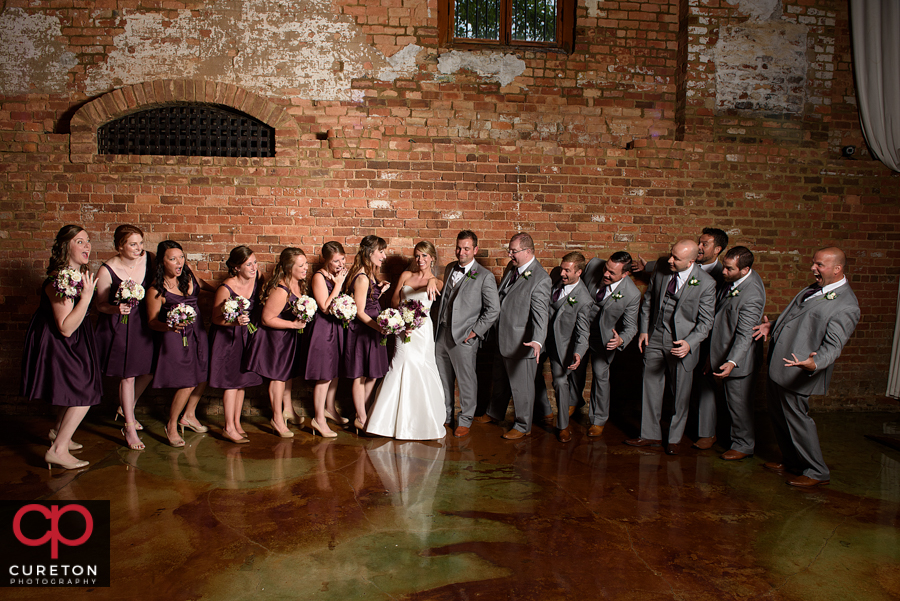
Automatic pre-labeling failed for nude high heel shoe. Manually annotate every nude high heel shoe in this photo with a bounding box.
[324,409,349,425]
[121,423,145,451]
[45,449,89,471]
[116,406,143,430]
[49,428,83,451]
[309,418,338,438]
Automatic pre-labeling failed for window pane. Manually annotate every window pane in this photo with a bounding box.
[454,0,501,40]
[511,0,557,42]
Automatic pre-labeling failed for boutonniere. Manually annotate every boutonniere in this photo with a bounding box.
[728,288,740,298]
[466,270,478,281]
[611,292,623,301]
[567,296,577,306]
[824,291,837,300]
[688,277,700,287]
[523,270,532,280]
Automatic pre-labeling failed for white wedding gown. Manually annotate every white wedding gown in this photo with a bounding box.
[366,286,447,440]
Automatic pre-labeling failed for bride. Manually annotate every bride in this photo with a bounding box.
[366,241,447,440]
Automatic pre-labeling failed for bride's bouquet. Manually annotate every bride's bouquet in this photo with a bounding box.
[376,307,405,346]
[330,294,357,329]
[223,294,256,334]
[115,279,145,324]
[53,268,83,301]
[290,295,317,334]
[398,298,428,343]
[166,303,197,347]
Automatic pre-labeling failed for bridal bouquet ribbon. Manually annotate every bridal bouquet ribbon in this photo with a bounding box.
[330,294,357,329]
[376,307,405,346]
[398,298,427,343]
[290,295,317,333]
[115,279,145,324]
[223,294,256,334]
[53,268,83,301]
[166,303,197,347]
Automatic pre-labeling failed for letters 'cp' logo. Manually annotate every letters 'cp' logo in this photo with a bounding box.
[13,504,94,559]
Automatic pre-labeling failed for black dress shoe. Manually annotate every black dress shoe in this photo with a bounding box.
[624,438,661,447]
[665,443,680,456]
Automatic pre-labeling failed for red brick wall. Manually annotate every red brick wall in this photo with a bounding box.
[1,0,898,413]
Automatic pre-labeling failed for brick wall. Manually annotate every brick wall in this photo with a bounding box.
[1,0,898,415]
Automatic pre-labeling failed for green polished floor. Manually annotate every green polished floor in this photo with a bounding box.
[2,410,899,600]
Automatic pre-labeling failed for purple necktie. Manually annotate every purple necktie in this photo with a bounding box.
[801,285,821,302]
[666,274,677,296]
[552,285,563,303]
[510,269,519,284]
[595,285,607,302]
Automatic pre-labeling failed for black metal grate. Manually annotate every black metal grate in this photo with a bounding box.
[98,104,274,157]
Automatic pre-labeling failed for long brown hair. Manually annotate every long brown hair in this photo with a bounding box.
[226,245,255,277]
[47,225,88,276]
[261,248,307,302]
[343,235,386,294]
[152,240,194,298]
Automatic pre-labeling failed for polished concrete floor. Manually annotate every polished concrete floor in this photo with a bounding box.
[2,409,899,601]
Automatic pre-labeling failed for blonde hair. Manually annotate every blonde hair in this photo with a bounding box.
[411,241,438,275]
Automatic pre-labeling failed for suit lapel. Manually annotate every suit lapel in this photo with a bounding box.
[673,264,701,311]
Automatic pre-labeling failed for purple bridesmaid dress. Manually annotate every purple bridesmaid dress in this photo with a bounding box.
[342,273,389,379]
[299,274,344,381]
[209,280,264,389]
[151,274,208,389]
[244,284,301,381]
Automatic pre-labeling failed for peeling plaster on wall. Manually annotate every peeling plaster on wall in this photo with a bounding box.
[377,44,423,81]
[0,8,77,96]
[437,51,526,87]
[587,0,602,19]
[715,22,807,113]
[83,0,394,100]
[726,0,784,22]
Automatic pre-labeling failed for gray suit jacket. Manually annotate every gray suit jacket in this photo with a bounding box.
[639,263,716,371]
[767,281,860,395]
[574,273,641,358]
[496,259,551,359]
[709,269,766,378]
[546,279,594,364]
[435,260,500,345]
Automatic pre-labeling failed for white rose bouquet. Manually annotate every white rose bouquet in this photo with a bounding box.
[53,268,83,301]
[166,303,197,347]
[376,307,405,346]
[330,294,357,329]
[223,294,256,334]
[115,279,145,324]
[290,295,317,333]
[397,298,427,343]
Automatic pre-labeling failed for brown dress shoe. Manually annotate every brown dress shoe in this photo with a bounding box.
[587,425,605,438]
[543,414,555,427]
[692,436,716,450]
[568,406,576,417]
[763,462,787,474]
[721,449,751,461]
[624,438,661,447]
[473,414,495,424]
[557,426,572,443]
[454,426,470,438]
[788,475,830,488]
[665,443,680,456]
[502,429,530,440]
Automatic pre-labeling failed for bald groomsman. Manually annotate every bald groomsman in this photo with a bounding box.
[626,239,716,455]
[534,252,594,443]
[753,247,859,487]
[706,247,766,460]
[570,252,641,437]
[479,232,551,439]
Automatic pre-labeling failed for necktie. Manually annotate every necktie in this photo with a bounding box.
[552,285,563,303]
[510,269,519,285]
[716,285,730,309]
[595,285,607,303]
[801,285,821,302]
[666,274,678,296]
[454,265,465,273]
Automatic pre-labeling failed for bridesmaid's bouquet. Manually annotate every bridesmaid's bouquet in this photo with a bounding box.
[53,268,83,301]
[166,303,197,347]
[398,298,428,343]
[290,295,317,333]
[376,307,405,346]
[115,279,145,324]
[330,294,357,329]
[223,294,256,334]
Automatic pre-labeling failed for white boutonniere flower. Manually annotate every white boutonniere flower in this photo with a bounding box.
[728,288,740,298]
[825,291,837,300]
[523,270,532,280]
[611,292,623,301]
[688,277,700,287]
[567,296,577,306]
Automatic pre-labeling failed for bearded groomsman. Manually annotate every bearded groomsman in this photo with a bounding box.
[478,232,551,440]
[435,230,500,438]
[753,247,859,487]
[627,239,716,455]
[705,247,766,460]
[534,252,594,443]
[569,252,641,438]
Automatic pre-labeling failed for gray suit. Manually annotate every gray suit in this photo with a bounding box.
[705,269,766,453]
[695,260,730,438]
[434,260,500,427]
[535,278,594,429]
[572,259,641,428]
[639,263,716,443]
[487,259,552,433]
[766,281,860,480]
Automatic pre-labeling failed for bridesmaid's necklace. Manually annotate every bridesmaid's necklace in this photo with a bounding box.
[120,255,141,280]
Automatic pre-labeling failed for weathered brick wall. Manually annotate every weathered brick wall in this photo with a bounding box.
[1,0,897,414]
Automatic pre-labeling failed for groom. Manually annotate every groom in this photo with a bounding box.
[434,230,501,437]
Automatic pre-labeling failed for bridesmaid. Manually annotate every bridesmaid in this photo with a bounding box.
[209,246,263,443]
[146,240,210,447]
[94,224,155,451]
[300,241,349,438]
[342,235,390,432]
[21,225,101,470]
[244,248,309,438]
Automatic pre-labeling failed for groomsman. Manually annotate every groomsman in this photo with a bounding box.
[570,252,641,437]
[639,227,728,286]
[627,239,715,455]
[753,247,859,487]
[435,230,500,438]
[705,247,765,460]
[534,252,594,443]
[479,232,551,439]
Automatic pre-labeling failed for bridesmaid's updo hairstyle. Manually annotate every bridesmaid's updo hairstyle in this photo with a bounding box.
[262,247,307,302]
[113,224,145,252]
[226,245,255,277]
[343,235,387,293]
[321,241,345,264]
[47,225,87,276]
[153,240,194,298]
[413,241,438,275]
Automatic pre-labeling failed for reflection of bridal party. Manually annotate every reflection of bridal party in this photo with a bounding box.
[22,224,858,488]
